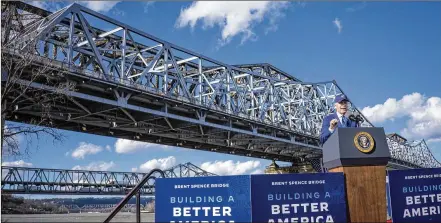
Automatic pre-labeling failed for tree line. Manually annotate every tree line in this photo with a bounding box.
[1,194,68,214]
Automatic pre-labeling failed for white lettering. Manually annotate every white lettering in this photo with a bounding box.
[321,202,329,212]
[193,207,200,216]
[415,196,421,205]
[272,205,280,215]
[268,216,334,223]
[406,196,413,205]
[213,207,220,217]
[183,207,190,217]
[173,207,181,217]
[311,203,318,212]
[269,202,329,214]
[422,207,428,216]
[403,209,411,218]
[223,207,232,216]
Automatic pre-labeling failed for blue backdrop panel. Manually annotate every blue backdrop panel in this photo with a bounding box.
[155,175,251,223]
[251,173,347,223]
[388,168,441,222]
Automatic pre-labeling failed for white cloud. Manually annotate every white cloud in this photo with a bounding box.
[144,1,155,13]
[333,18,343,34]
[30,0,118,13]
[29,1,46,9]
[82,1,120,13]
[200,160,261,175]
[105,145,112,152]
[71,142,103,159]
[346,2,367,13]
[401,97,441,140]
[2,160,33,167]
[296,2,307,8]
[72,161,115,171]
[362,93,441,141]
[176,1,290,46]
[362,93,424,123]
[133,156,264,175]
[112,7,125,17]
[115,139,168,153]
[29,1,63,12]
[250,169,264,175]
[138,156,176,172]
[427,138,441,144]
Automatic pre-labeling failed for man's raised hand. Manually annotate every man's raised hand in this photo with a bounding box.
[330,119,338,130]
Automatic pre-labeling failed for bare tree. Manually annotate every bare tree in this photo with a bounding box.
[1,2,75,158]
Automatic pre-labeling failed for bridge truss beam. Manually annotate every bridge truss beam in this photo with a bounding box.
[0,1,367,163]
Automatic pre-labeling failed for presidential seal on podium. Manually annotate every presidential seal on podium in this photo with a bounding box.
[354,131,375,154]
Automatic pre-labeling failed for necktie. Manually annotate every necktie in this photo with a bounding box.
[341,116,347,127]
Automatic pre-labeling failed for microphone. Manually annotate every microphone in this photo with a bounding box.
[349,114,364,127]
[348,114,356,122]
[355,114,364,123]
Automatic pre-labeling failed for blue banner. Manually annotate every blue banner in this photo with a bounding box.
[251,173,347,223]
[388,168,441,222]
[155,175,251,223]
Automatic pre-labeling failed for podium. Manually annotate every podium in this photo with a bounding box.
[322,127,391,223]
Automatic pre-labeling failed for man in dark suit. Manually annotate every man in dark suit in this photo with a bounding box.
[320,94,357,145]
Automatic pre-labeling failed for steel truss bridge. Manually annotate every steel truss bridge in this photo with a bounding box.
[1,162,216,195]
[1,1,440,170]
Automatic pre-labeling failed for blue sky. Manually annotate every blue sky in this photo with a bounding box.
[3,1,441,176]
